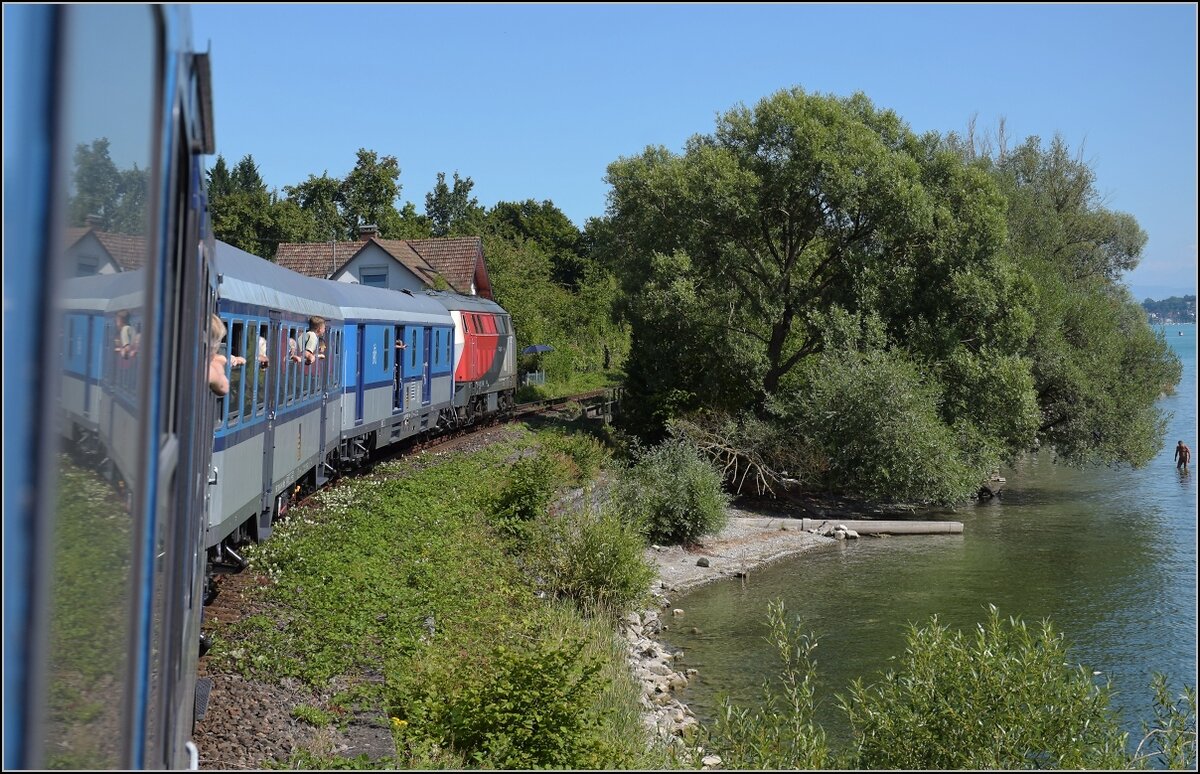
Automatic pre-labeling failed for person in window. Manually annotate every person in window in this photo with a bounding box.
[303,316,326,364]
[114,309,135,358]
[288,336,302,364]
[208,314,230,397]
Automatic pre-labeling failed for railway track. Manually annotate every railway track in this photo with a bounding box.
[285,386,621,512]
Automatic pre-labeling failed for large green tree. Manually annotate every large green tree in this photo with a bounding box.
[339,148,405,238]
[979,134,1180,466]
[425,171,485,237]
[283,173,347,241]
[490,199,587,288]
[604,88,1029,425]
[207,154,275,258]
[69,138,126,231]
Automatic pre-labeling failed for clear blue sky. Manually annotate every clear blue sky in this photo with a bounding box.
[192,2,1198,300]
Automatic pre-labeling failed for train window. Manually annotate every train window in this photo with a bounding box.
[255,323,268,415]
[446,328,452,363]
[463,315,471,334]
[334,330,342,388]
[285,327,297,405]
[227,320,244,426]
[384,328,390,372]
[41,8,158,764]
[411,330,418,368]
[293,327,304,403]
[434,330,440,366]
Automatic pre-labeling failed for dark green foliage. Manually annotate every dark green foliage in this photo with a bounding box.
[538,428,612,484]
[491,451,571,534]
[785,347,1000,504]
[490,198,588,288]
[401,634,612,769]
[525,506,655,613]
[704,603,1196,770]
[839,606,1130,769]
[1133,673,1198,769]
[971,133,1182,467]
[612,438,730,545]
[425,170,485,237]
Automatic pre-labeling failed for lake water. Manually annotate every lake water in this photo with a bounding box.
[666,324,1197,752]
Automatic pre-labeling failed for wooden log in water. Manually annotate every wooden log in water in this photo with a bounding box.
[799,518,963,535]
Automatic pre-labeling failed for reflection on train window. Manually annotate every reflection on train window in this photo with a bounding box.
[46,6,158,764]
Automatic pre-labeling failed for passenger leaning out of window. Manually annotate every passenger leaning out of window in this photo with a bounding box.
[303,315,326,364]
[208,314,230,397]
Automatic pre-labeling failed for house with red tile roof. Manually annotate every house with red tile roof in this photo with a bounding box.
[273,225,494,300]
[65,216,148,276]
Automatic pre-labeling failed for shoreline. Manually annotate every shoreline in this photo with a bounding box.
[620,508,838,747]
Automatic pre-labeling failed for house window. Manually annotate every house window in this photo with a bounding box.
[76,258,98,276]
[360,267,387,288]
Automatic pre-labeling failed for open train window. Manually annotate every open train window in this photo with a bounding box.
[232,320,249,425]
[255,322,268,415]
[410,330,418,368]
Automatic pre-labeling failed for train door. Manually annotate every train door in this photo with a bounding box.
[257,311,281,540]
[316,324,330,486]
[400,324,410,412]
[355,325,365,425]
[422,326,433,406]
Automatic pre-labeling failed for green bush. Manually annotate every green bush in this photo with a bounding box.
[787,348,997,504]
[839,605,1130,769]
[613,438,730,545]
[525,506,655,613]
[492,452,570,533]
[404,635,611,769]
[1132,673,1198,769]
[539,429,612,484]
[702,601,829,769]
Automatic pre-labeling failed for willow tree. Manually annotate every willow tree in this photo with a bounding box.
[602,88,1030,435]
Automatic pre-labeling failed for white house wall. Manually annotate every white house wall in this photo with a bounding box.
[333,244,427,293]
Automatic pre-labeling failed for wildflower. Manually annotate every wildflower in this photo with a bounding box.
[391,717,407,729]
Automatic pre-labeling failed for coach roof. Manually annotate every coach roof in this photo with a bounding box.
[323,281,450,326]
[214,240,341,320]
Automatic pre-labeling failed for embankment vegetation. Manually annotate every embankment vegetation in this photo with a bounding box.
[208,421,1195,769]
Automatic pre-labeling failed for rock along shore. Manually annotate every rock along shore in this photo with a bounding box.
[620,508,837,749]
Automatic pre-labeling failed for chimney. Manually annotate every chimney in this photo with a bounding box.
[85,213,102,229]
[358,223,378,241]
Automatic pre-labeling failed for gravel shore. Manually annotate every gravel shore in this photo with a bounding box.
[647,508,835,595]
[622,507,836,746]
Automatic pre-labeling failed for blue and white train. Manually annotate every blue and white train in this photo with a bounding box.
[206,241,516,558]
[3,4,517,769]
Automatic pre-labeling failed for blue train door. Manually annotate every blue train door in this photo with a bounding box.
[422,326,432,406]
[355,325,365,424]
[400,324,410,412]
[258,312,281,539]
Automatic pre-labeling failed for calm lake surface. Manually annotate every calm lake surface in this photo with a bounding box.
[666,324,1197,750]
